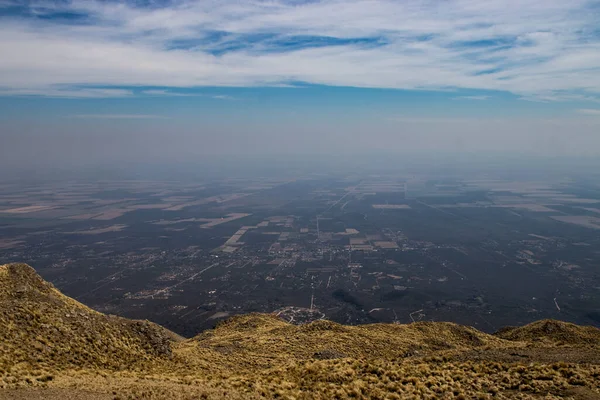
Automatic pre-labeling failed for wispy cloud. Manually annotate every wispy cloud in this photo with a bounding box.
[577,109,600,115]
[0,0,599,99]
[141,90,195,97]
[453,95,490,101]
[210,95,236,100]
[68,114,169,119]
[141,90,236,99]
[0,88,134,98]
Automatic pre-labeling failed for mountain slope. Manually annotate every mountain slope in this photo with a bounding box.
[1,263,599,399]
[0,264,178,372]
[496,319,600,345]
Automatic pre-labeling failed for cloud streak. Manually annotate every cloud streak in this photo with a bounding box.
[141,90,196,97]
[0,0,599,99]
[0,87,134,98]
[577,109,600,115]
[69,114,170,119]
[453,96,491,101]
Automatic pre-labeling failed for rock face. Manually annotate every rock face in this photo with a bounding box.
[1,263,600,399]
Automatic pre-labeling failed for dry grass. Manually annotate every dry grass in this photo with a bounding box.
[0,264,175,375]
[1,263,599,399]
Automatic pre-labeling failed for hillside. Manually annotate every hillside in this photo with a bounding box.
[1,263,599,399]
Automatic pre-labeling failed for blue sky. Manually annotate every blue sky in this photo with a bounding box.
[1,0,600,163]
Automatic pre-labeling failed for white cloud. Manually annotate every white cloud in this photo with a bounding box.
[141,90,236,99]
[141,90,195,96]
[577,109,600,115]
[68,114,169,119]
[0,0,599,99]
[454,96,490,101]
[0,87,134,98]
[210,95,236,100]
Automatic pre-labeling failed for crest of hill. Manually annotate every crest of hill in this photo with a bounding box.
[495,319,600,346]
[180,313,505,372]
[0,263,180,374]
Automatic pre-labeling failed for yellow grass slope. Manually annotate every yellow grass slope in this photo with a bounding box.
[0,263,179,374]
[496,319,600,345]
[180,313,507,372]
[1,263,599,399]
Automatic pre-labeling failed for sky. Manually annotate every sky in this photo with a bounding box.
[1,0,600,167]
